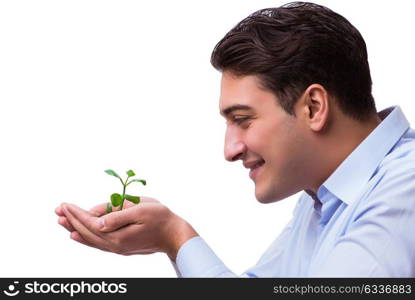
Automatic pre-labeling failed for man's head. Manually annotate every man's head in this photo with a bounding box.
[212,2,379,203]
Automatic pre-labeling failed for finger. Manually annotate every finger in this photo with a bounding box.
[65,203,102,233]
[70,231,110,253]
[70,231,95,247]
[57,216,75,232]
[120,200,136,209]
[88,203,110,217]
[55,204,65,217]
[122,197,159,207]
[139,196,160,204]
[120,197,158,209]
[88,197,158,217]
[62,204,109,248]
[88,201,133,217]
[99,205,143,233]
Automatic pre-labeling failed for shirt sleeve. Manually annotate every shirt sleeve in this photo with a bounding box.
[171,195,304,278]
[173,236,241,277]
[311,168,415,277]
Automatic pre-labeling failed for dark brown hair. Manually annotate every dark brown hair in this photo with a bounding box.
[211,2,377,121]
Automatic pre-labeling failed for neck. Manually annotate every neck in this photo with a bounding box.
[308,113,381,195]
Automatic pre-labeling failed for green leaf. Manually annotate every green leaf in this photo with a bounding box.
[127,179,146,186]
[111,193,123,206]
[125,194,140,204]
[105,169,121,179]
[106,202,112,213]
[126,170,136,177]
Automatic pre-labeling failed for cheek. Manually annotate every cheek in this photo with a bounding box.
[264,125,306,173]
[245,130,270,157]
[245,118,304,165]
[245,120,280,155]
[267,129,309,187]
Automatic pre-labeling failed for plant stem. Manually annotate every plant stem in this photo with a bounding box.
[120,182,127,210]
[119,174,132,210]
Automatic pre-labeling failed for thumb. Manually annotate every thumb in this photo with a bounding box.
[97,205,141,232]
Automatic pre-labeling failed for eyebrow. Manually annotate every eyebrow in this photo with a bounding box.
[220,104,254,117]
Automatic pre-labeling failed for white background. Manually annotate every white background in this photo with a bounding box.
[0,0,414,277]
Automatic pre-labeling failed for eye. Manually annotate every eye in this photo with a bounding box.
[232,117,251,129]
[233,117,250,126]
[224,116,252,127]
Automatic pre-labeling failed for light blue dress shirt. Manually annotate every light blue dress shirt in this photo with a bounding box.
[172,106,415,277]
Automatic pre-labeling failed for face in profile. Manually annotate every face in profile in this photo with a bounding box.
[219,71,311,203]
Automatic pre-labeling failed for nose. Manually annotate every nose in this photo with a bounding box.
[224,126,246,162]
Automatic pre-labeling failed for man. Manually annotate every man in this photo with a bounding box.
[56,2,415,277]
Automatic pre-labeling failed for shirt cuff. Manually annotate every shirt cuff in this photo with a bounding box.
[169,258,183,277]
[174,236,236,277]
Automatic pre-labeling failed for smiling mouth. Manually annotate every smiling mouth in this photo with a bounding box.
[249,160,265,180]
[252,160,265,169]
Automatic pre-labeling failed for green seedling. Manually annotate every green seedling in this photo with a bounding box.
[104,169,146,213]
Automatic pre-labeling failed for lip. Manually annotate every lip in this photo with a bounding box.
[249,164,264,180]
[243,159,265,169]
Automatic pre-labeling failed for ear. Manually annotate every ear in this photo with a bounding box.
[297,84,329,132]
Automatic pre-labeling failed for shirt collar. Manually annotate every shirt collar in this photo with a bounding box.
[318,106,410,206]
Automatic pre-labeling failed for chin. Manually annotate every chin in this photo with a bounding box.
[255,183,296,204]
[255,190,286,204]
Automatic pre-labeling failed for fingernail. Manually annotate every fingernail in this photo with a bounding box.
[97,217,105,228]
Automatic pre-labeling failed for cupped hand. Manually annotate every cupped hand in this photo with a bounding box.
[55,197,198,261]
